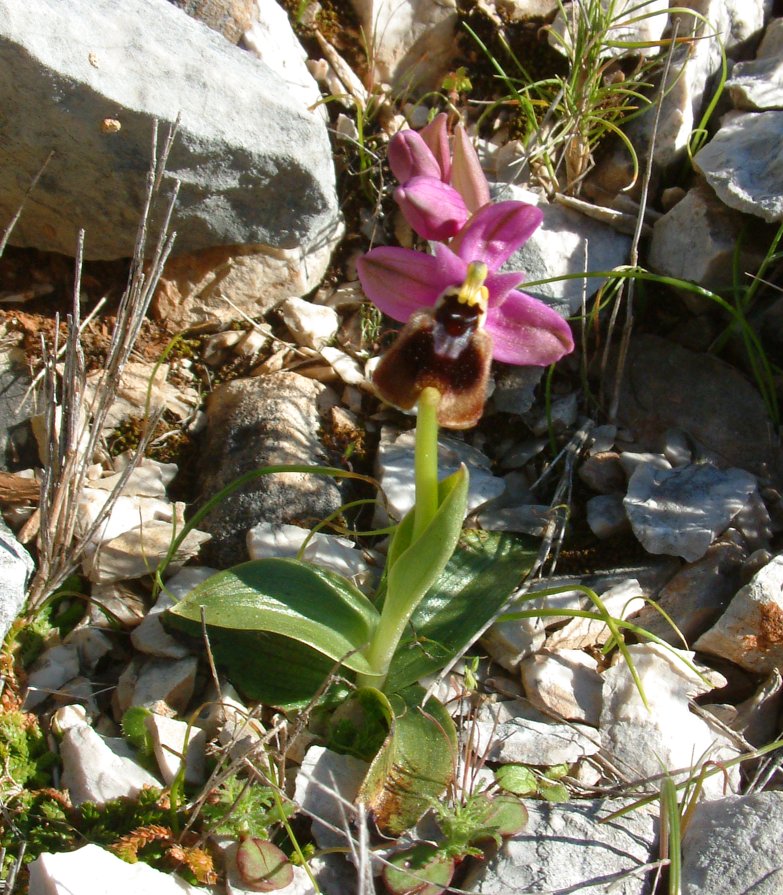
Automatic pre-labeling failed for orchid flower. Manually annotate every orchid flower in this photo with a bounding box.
[388,113,491,241]
[358,200,574,427]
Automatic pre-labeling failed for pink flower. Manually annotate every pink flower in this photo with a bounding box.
[358,201,574,367]
[388,113,491,241]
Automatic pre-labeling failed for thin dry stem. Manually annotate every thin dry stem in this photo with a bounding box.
[25,120,180,610]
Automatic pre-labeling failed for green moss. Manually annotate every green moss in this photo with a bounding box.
[0,710,57,792]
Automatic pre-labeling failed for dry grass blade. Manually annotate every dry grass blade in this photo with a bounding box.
[25,120,181,610]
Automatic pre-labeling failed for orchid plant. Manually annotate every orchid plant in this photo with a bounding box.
[165,114,574,835]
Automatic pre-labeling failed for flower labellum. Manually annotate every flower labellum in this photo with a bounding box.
[372,262,494,429]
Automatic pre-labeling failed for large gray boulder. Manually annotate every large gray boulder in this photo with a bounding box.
[0,0,340,260]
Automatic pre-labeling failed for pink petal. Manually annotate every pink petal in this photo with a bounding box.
[450,201,543,271]
[388,129,442,183]
[451,125,490,213]
[486,290,574,365]
[395,176,469,241]
[357,247,456,322]
[486,270,526,307]
[419,112,451,181]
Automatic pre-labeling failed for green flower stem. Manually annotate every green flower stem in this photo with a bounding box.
[413,387,441,540]
[357,387,442,689]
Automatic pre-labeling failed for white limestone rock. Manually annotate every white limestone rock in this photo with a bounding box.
[278,296,340,350]
[247,522,376,589]
[600,644,739,799]
[294,745,369,850]
[23,644,81,710]
[695,554,783,673]
[520,649,603,724]
[624,462,758,562]
[243,0,325,117]
[60,724,162,805]
[84,517,211,584]
[546,578,645,651]
[694,111,783,222]
[376,427,505,521]
[481,616,546,672]
[131,566,216,658]
[0,517,33,645]
[350,0,458,91]
[145,712,206,785]
[116,655,198,715]
[494,184,631,316]
[727,17,783,111]
[0,0,340,260]
[28,843,209,895]
[474,698,599,765]
[462,799,656,895]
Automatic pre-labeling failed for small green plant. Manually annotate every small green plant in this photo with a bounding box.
[466,0,696,193]
[382,791,528,895]
[200,772,294,840]
[496,762,570,802]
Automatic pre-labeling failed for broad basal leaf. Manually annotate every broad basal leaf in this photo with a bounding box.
[357,685,457,836]
[166,557,380,675]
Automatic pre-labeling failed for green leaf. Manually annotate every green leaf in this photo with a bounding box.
[383,467,468,619]
[235,837,293,892]
[539,781,570,803]
[359,468,469,688]
[467,793,529,841]
[357,686,457,836]
[383,843,455,895]
[166,558,380,676]
[162,617,349,710]
[495,764,538,797]
[384,531,538,692]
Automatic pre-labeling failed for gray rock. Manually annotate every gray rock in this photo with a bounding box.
[350,0,457,91]
[294,745,368,850]
[616,335,778,476]
[694,111,783,222]
[727,17,783,110]
[625,462,758,562]
[197,372,342,567]
[0,346,33,469]
[490,364,542,415]
[23,644,81,711]
[633,538,745,646]
[475,698,599,765]
[682,792,783,895]
[587,493,629,539]
[463,799,656,895]
[648,181,768,294]
[0,517,33,646]
[0,0,340,260]
[493,184,631,316]
[695,554,783,672]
